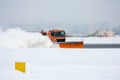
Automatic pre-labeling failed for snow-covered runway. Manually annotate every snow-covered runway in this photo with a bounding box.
[1,48,120,80]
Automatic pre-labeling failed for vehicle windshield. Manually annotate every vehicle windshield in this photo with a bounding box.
[54,31,65,37]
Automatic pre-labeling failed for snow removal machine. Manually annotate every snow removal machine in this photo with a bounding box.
[41,29,84,48]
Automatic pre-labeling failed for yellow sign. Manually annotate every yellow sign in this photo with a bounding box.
[15,62,26,73]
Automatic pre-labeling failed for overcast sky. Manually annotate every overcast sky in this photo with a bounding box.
[0,0,120,25]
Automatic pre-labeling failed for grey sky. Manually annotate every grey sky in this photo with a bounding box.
[0,0,120,25]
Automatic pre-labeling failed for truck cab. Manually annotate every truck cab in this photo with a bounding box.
[48,29,66,42]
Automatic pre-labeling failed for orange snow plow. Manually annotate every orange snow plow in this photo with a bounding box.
[41,29,84,48]
[59,41,84,48]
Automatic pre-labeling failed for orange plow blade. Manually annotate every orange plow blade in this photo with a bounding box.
[59,41,84,48]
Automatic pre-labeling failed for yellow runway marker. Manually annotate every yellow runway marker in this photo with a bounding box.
[15,62,26,73]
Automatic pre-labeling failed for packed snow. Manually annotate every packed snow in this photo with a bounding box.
[0,49,120,80]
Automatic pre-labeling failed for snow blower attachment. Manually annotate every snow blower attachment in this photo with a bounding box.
[41,29,84,48]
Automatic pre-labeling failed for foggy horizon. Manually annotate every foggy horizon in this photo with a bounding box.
[0,0,120,26]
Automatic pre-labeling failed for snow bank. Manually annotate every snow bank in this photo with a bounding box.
[0,28,53,48]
